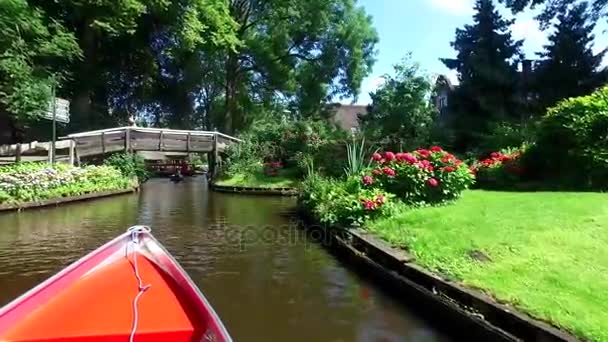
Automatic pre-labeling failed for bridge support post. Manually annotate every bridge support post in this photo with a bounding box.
[68,140,75,166]
[208,133,220,179]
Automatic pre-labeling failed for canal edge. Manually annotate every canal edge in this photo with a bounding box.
[209,182,298,196]
[0,187,139,213]
[298,212,580,342]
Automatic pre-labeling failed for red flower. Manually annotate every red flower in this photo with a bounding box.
[427,178,439,187]
[442,166,456,172]
[490,152,501,159]
[372,153,383,162]
[430,146,443,152]
[501,155,512,162]
[455,160,463,166]
[372,169,382,176]
[402,153,418,164]
[441,154,456,164]
[362,200,376,211]
[481,158,495,167]
[427,166,435,172]
[384,152,396,162]
[416,149,431,158]
[375,195,386,205]
[362,175,374,186]
[382,167,396,177]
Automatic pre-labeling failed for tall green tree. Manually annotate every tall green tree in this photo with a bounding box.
[221,0,378,133]
[32,0,239,130]
[534,2,608,109]
[501,0,608,26]
[441,0,523,149]
[0,0,80,141]
[360,56,437,150]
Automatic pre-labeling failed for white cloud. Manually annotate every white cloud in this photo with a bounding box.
[446,69,460,85]
[428,0,474,16]
[511,18,548,56]
[368,76,386,91]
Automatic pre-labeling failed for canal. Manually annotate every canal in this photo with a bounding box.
[0,177,450,341]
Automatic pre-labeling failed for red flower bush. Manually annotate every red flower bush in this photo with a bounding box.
[365,147,475,204]
[263,161,283,176]
[471,149,525,189]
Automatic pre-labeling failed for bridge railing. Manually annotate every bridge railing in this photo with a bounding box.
[62,127,241,158]
[0,127,240,165]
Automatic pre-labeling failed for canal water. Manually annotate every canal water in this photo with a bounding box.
[0,177,450,341]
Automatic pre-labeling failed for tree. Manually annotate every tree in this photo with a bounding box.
[360,56,437,150]
[221,0,378,133]
[501,0,608,27]
[0,0,80,141]
[441,0,523,149]
[32,0,240,131]
[534,2,608,109]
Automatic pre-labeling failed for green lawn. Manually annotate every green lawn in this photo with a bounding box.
[367,190,608,341]
[215,169,299,189]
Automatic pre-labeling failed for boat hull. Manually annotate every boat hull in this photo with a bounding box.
[0,227,231,342]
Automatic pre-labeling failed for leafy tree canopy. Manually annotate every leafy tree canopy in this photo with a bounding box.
[501,0,608,26]
[0,0,80,125]
[534,1,608,108]
[360,55,437,150]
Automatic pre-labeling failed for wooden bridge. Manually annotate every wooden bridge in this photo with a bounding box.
[0,127,241,175]
[64,127,240,157]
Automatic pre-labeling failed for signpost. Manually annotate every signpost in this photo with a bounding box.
[42,87,70,164]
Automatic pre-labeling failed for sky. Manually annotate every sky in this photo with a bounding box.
[349,0,608,105]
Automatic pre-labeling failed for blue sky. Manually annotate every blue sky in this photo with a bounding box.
[350,0,608,105]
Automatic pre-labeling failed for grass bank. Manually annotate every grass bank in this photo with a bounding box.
[367,190,608,341]
[215,168,299,189]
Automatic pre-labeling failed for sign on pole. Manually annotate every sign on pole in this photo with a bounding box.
[42,98,70,123]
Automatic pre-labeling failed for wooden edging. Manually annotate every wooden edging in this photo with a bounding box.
[209,182,298,196]
[300,213,579,342]
[0,187,138,212]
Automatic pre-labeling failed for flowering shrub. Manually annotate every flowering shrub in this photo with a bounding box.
[362,147,475,204]
[263,161,283,176]
[0,163,131,204]
[471,149,524,189]
[299,176,394,227]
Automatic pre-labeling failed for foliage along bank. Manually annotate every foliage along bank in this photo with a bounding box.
[299,147,475,228]
[219,118,350,188]
[0,153,146,205]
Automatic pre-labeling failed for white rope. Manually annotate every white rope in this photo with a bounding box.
[126,226,152,342]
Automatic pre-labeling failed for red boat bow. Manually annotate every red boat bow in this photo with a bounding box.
[0,227,232,342]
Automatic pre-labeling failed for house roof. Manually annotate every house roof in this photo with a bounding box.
[329,104,369,131]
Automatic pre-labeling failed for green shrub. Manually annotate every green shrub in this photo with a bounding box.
[299,176,394,228]
[478,121,535,154]
[530,86,608,189]
[0,162,130,204]
[362,147,475,205]
[104,153,148,182]
[223,118,349,180]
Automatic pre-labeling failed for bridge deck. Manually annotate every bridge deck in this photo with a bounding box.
[63,127,240,157]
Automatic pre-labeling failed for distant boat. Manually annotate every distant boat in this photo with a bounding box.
[0,226,232,342]
[170,173,184,183]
